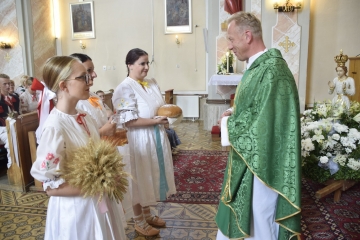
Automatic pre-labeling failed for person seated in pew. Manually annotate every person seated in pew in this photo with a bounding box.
[15,75,28,96]
[0,73,21,168]
[164,123,181,154]
[9,80,19,97]
[95,90,113,118]
[20,77,38,114]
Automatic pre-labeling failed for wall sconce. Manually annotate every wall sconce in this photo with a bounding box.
[79,40,86,49]
[175,35,180,45]
[274,0,301,12]
[0,41,11,49]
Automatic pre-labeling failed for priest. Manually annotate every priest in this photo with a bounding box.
[216,12,301,240]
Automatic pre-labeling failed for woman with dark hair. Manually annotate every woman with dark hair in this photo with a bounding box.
[71,53,116,136]
[112,48,176,237]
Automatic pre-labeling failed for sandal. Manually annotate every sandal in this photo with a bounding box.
[146,215,166,227]
[135,222,160,236]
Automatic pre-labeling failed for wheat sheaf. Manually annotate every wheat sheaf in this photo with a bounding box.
[61,139,129,203]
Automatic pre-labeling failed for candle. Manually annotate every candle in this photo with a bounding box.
[226,52,229,73]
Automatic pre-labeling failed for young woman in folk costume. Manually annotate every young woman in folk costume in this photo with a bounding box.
[30,56,126,240]
[112,48,176,236]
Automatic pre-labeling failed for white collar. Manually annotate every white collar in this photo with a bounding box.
[247,49,268,69]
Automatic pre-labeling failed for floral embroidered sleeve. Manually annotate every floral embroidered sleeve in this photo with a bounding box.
[30,126,66,191]
[112,82,139,122]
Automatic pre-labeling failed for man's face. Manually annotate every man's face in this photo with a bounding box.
[227,21,249,61]
[0,78,10,95]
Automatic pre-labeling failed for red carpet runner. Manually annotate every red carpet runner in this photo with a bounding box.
[301,178,360,240]
[166,150,228,204]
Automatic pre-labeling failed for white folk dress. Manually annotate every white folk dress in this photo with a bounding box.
[20,89,38,113]
[77,92,109,129]
[112,77,176,207]
[77,92,132,226]
[329,76,355,109]
[30,108,126,240]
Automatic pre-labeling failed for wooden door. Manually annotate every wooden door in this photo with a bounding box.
[349,57,360,102]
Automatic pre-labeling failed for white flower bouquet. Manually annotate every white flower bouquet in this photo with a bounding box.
[301,100,360,182]
[217,51,234,74]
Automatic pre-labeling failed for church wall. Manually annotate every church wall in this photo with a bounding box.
[0,0,24,84]
[58,0,206,94]
[306,0,360,106]
[30,0,56,79]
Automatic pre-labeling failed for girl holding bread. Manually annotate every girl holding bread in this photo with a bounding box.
[112,48,176,237]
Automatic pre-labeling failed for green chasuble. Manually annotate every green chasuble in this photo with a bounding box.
[215,48,301,240]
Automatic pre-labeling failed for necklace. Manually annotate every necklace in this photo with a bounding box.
[338,76,347,82]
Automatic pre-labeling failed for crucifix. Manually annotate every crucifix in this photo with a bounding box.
[278,36,295,53]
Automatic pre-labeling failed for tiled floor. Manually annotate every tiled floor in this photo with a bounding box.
[0,120,224,240]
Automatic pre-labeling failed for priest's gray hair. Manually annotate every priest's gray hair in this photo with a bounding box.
[227,12,262,39]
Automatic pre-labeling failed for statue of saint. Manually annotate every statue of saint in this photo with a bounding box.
[328,50,355,109]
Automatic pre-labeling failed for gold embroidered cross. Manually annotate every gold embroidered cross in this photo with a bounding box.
[278,36,295,53]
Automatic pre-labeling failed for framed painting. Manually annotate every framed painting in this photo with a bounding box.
[70,1,95,40]
[165,0,192,34]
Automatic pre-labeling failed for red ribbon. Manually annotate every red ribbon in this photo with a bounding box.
[31,78,44,91]
[31,78,54,119]
[76,113,90,136]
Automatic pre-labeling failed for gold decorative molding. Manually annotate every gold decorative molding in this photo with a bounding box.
[278,36,295,53]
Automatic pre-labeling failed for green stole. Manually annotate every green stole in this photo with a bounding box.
[215,48,301,240]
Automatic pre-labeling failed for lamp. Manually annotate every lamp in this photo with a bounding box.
[79,40,86,49]
[0,41,11,49]
[175,35,180,45]
[274,0,301,12]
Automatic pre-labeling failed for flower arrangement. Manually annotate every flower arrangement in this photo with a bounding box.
[301,100,360,183]
[217,51,234,74]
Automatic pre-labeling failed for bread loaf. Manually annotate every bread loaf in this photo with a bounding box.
[157,104,182,118]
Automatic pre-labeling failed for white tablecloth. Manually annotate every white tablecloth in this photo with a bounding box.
[208,74,243,98]
[208,74,243,85]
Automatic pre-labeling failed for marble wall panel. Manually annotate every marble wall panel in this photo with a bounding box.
[31,0,56,79]
[272,11,301,85]
[0,0,24,85]
[251,0,262,20]
[216,0,231,70]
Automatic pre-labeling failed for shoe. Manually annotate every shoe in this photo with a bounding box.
[135,222,160,236]
[146,215,166,227]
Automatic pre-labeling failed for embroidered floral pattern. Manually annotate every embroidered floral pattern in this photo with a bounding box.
[41,153,60,170]
[118,98,129,108]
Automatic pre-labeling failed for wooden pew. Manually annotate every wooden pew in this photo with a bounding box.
[28,131,42,191]
[2,112,39,192]
[165,89,174,104]
[104,89,114,112]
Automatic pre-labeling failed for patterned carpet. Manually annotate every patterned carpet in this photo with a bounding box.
[166,150,228,204]
[301,178,360,240]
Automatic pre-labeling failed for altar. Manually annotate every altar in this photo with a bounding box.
[208,73,243,100]
[204,74,243,131]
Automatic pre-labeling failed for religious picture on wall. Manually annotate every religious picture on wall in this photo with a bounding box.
[70,1,95,40]
[165,0,192,34]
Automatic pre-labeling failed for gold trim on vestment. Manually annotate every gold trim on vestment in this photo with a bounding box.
[220,150,250,238]
[220,144,301,239]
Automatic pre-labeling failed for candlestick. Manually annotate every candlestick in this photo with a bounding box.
[226,52,229,73]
